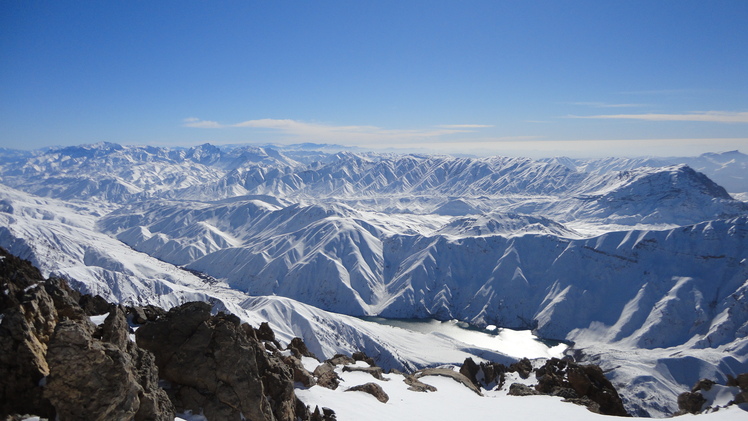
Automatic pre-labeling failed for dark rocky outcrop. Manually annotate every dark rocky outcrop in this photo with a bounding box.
[403,374,437,392]
[414,368,483,396]
[352,351,377,367]
[677,391,707,415]
[78,293,110,316]
[310,405,337,421]
[509,357,533,380]
[314,362,342,390]
[128,305,166,325]
[0,248,326,421]
[135,302,307,421]
[535,357,628,416]
[44,307,173,421]
[326,354,356,366]
[283,354,317,387]
[508,383,541,396]
[676,374,748,415]
[342,365,385,380]
[0,248,174,420]
[460,357,507,390]
[0,250,58,417]
[288,336,317,359]
[346,382,389,403]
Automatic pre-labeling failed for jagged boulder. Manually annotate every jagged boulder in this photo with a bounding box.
[352,351,376,367]
[677,391,707,414]
[283,355,316,387]
[414,368,482,396]
[288,336,317,359]
[128,305,166,324]
[136,301,306,421]
[509,357,533,379]
[314,362,341,390]
[310,405,337,421]
[535,357,627,416]
[78,294,111,316]
[342,365,385,380]
[346,382,389,403]
[403,374,437,392]
[327,354,356,366]
[459,357,507,390]
[508,383,541,396]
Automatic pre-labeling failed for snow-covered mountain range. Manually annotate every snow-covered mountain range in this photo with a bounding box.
[1,142,747,417]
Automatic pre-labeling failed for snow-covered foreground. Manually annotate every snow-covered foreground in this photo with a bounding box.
[295,359,748,421]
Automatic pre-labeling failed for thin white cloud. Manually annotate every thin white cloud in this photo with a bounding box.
[618,89,701,96]
[437,124,494,129]
[183,118,493,144]
[568,102,649,108]
[183,117,224,128]
[568,111,748,123]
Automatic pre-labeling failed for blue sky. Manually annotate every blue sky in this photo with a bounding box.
[1,0,746,157]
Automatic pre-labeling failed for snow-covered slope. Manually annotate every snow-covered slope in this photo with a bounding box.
[295,358,748,421]
[0,183,518,374]
[97,194,748,351]
[543,150,748,196]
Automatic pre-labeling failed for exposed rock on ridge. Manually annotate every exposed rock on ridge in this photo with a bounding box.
[135,301,308,421]
[0,248,326,421]
[0,247,174,420]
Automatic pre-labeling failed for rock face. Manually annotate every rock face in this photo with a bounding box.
[44,307,173,421]
[135,301,307,421]
[0,249,57,417]
[0,247,174,420]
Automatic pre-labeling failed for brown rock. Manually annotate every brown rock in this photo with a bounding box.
[136,301,304,421]
[79,294,111,316]
[314,363,341,390]
[346,382,389,403]
[508,383,541,396]
[736,373,748,391]
[535,357,628,416]
[677,391,706,414]
[129,305,166,325]
[283,355,316,387]
[44,318,174,421]
[342,365,386,380]
[480,362,507,389]
[0,252,58,417]
[288,336,317,359]
[459,357,480,388]
[327,354,355,366]
[403,374,437,392]
[352,351,377,367]
[414,368,482,396]
[509,357,533,379]
[692,378,716,392]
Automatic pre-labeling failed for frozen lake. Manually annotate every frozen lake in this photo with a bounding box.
[360,317,568,359]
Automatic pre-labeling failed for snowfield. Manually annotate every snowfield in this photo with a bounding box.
[1,143,747,417]
[295,359,748,421]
